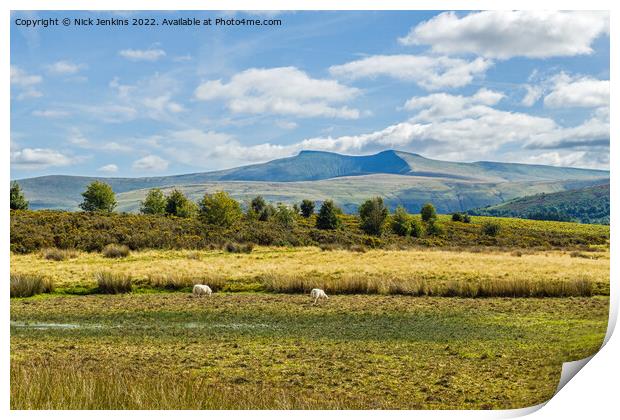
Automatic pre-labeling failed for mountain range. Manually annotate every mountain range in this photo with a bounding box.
[15,150,610,214]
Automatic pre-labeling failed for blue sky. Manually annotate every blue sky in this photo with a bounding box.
[11,10,609,178]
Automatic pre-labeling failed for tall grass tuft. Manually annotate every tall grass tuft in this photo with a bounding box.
[95,272,132,294]
[224,242,254,254]
[102,244,130,259]
[10,274,54,297]
[10,361,371,410]
[41,248,78,261]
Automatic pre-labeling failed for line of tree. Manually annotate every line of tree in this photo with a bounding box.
[10,180,478,237]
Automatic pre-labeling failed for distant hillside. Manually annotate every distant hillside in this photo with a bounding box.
[470,184,610,224]
[14,149,609,213]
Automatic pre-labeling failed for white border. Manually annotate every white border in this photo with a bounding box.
[2,1,616,419]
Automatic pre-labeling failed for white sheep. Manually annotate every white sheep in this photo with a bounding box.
[310,288,328,305]
[193,284,212,297]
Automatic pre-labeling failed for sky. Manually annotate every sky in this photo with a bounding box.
[10,10,610,179]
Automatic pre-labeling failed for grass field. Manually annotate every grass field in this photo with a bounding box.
[10,246,610,296]
[9,215,611,409]
[11,293,608,409]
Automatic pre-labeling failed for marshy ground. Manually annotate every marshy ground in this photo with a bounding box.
[11,292,609,409]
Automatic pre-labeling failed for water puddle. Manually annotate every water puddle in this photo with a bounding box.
[11,321,275,331]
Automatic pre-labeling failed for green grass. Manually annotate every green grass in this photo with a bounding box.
[10,293,608,409]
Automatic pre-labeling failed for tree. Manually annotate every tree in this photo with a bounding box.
[274,204,296,228]
[165,189,196,218]
[10,182,29,210]
[391,206,411,236]
[250,196,267,215]
[79,181,116,213]
[140,188,167,215]
[259,204,275,222]
[300,199,315,218]
[199,191,242,227]
[316,200,341,230]
[420,202,437,222]
[410,219,423,238]
[359,196,388,235]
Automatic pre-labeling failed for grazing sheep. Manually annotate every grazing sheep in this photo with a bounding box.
[310,288,328,305]
[193,284,212,297]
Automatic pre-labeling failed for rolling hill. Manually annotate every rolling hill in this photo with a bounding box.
[14,150,609,214]
[469,184,610,224]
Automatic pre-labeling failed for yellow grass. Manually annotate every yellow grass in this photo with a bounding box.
[10,246,609,291]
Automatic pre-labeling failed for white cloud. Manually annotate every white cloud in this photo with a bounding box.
[543,73,609,108]
[329,55,492,90]
[10,66,42,86]
[400,11,609,59]
[11,66,43,100]
[11,147,74,169]
[46,60,85,75]
[132,155,169,172]
[521,85,543,107]
[195,67,361,119]
[119,48,166,61]
[98,164,119,173]
[104,74,184,121]
[275,120,298,130]
[68,128,133,153]
[32,109,70,118]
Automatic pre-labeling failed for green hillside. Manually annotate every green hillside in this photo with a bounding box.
[470,184,610,224]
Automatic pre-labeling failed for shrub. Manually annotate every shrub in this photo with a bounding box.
[102,244,130,258]
[316,200,341,230]
[10,182,29,210]
[224,242,254,254]
[259,204,275,222]
[165,189,197,218]
[199,191,242,227]
[300,200,315,218]
[348,244,367,253]
[96,272,132,294]
[250,196,267,215]
[463,214,471,223]
[79,181,116,213]
[359,197,388,236]
[410,219,423,238]
[140,189,167,215]
[451,213,464,222]
[391,206,411,236]
[10,274,54,297]
[274,204,296,228]
[420,203,437,222]
[426,220,444,236]
[482,222,501,237]
[41,248,78,261]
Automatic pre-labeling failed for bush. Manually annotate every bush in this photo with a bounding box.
[391,206,411,236]
[426,220,444,236]
[316,200,341,230]
[259,204,275,222]
[165,189,197,218]
[79,181,116,213]
[463,214,471,223]
[224,242,254,254]
[96,272,132,294]
[451,213,464,222]
[102,244,130,258]
[10,274,54,297]
[250,196,267,215]
[10,182,29,210]
[140,189,167,215]
[410,219,423,238]
[199,191,242,227]
[41,248,78,261]
[274,204,296,228]
[420,203,437,222]
[482,222,501,237]
[300,200,315,218]
[359,197,388,236]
